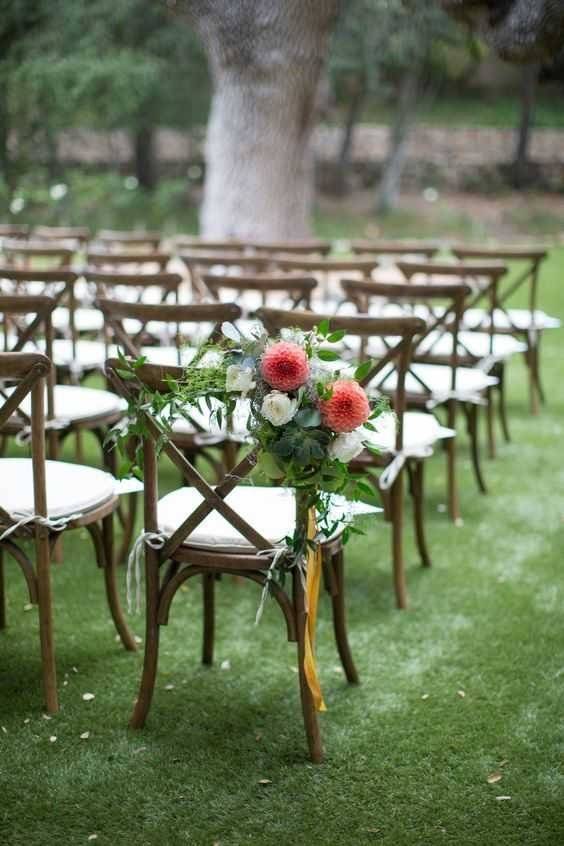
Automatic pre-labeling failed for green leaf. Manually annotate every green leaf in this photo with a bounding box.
[318,319,330,338]
[294,408,322,428]
[116,368,136,381]
[317,349,340,362]
[327,329,346,343]
[355,360,373,381]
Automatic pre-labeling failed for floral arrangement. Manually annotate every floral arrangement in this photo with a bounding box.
[111,318,389,552]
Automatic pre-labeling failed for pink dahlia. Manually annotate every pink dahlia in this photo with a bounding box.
[260,341,310,392]
[320,380,370,433]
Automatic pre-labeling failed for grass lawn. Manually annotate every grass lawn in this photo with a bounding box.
[1,244,563,846]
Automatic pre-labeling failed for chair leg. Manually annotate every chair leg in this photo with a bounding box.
[390,473,408,610]
[486,388,496,459]
[328,549,358,684]
[130,546,161,729]
[408,460,432,568]
[466,403,488,494]
[0,550,6,629]
[36,531,58,714]
[293,568,323,764]
[497,363,511,443]
[102,514,137,652]
[202,572,215,666]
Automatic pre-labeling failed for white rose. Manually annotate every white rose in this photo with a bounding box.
[260,391,298,427]
[329,429,366,463]
[226,364,255,397]
[197,350,224,369]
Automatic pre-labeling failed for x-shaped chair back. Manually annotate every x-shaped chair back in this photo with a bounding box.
[85,270,182,308]
[256,307,425,455]
[349,240,440,260]
[340,278,471,399]
[451,246,547,331]
[33,226,91,247]
[1,240,75,269]
[93,230,162,252]
[201,272,317,311]
[246,240,332,257]
[177,251,275,299]
[86,251,171,274]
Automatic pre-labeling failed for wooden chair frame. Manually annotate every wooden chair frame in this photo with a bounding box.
[106,357,361,763]
[177,251,275,299]
[201,272,317,310]
[0,352,136,714]
[1,241,75,269]
[257,306,425,610]
[86,251,171,272]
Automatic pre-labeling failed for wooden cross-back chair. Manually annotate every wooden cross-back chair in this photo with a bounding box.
[1,240,75,270]
[246,239,332,257]
[0,352,136,714]
[340,276,495,504]
[271,256,379,306]
[451,245,554,415]
[98,298,242,478]
[171,236,247,254]
[200,272,317,313]
[177,251,275,300]
[33,226,91,247]
[256,306,446,611]
[93,230,162,252]
[86,251,171,274]
[396,259,521,461]
[0,224,29,241]
[106,357,361,763]
[349,240,440,260]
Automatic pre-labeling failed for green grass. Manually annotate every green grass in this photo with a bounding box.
[1,245,564,845]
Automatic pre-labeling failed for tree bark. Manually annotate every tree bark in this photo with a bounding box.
[134,125,157,191]
[512,64,539,189]
[187,1,341,240]
[375,69,420,215]
[332,75,365,196]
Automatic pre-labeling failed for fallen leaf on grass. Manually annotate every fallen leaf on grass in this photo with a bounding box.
[421,694,430,700]
[87,835,98,841]
[23,603,33,612]
[164,684,175,691]
[82,693,95,702]
[457,690,466,698]
[49,736,57,743]
[496,796,512,801]
[258,779,272,785]
[220,660,231,671]
[80,732,90,740]
[1,726,7,734]
[487,771,503,784]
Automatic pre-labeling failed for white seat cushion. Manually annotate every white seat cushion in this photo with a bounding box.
[139,345,198,368]
[376,362,498,402]
[463,308,561,332]
[157,486,360,553]
[415,331,527,361]
[363,411,454,453]
[10,385,125,424]
[0,458,116,519]
[48,339,114,370]
[52,307,104,334]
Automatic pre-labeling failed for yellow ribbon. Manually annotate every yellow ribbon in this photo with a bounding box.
[303,507,327,713]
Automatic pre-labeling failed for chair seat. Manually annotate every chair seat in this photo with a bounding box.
[10,384,125,425]
[377,363,498,402]
[414,331,527,362]
[0,458,116,520]
[53,307,104,334]
[139,345,198,368]
[363,411,454,453]
[463,308,561,332]
[48,339,115,370]
[158,486,351,554]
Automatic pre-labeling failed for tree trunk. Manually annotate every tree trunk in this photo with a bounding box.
[375,69,420,215]
[332,76,365,196]
[134,126,157,191]
[0,87,14,197]
[188,1,340,240]
[512,64,539,189]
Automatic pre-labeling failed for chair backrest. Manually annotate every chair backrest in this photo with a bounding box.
[85,270,183,305]
[256,306,426,452]
[177,251,275,299]
[172,236,247,254]
[0,224,29,240]
[349,240,440,259]
[339,277,471,396]
[33,226,91,246]
[271,256,379,305]
[94,230,162,251]
[86,251,170,273]
[246,240,332,257]
[106,357,275,561]
[97,298,241,365]
[1,240,75,269]
[0,267,79,359]
[201,272,317,310]
[0,352,50,532]
[451,245,547,320]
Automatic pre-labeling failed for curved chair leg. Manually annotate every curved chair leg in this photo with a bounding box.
[102,514,137,652]
[486,388,496,460]
[465,403,488,494]
[408,460,432,568]
[293,568,323,763]
[328,549,359,684]
[391,473,408,610]
[0,551,5,630]
[36,530,58,713]
[130,546,161,729]
[497,363,511,443]
[202,572,215,666]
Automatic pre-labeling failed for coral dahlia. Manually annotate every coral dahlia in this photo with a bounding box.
[320,380,370,433]
[260,341,310,392]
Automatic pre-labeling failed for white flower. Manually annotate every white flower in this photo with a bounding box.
[260,391,298,427]
[280,327,306,345]
[226,364,255,396]
[371,411,397,441]
[49,183,68,201]
[329,429,365,463]
[9,196,25,214]
[197,350,223,369]
[124,176,139,190]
